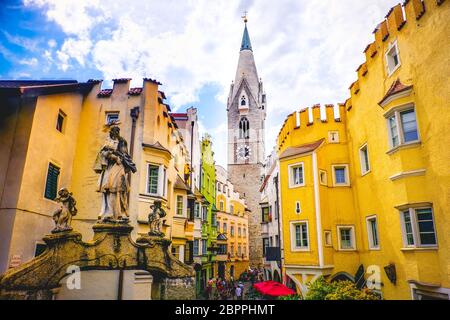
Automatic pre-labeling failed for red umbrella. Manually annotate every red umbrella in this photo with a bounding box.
[253,280,296,297]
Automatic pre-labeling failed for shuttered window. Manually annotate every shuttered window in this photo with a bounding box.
[44,163,60,200]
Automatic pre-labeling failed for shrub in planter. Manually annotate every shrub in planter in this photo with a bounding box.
[305,276,382,300]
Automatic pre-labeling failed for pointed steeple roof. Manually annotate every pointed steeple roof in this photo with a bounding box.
[241,23,252,51]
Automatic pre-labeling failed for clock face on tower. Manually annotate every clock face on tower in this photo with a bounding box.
[237,145,251,160]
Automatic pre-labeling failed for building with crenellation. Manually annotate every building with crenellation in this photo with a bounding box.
[277,0,450,300]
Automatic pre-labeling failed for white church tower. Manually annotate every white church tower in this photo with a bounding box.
[227,15,266,268]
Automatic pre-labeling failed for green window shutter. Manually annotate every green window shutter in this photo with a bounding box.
[44,163,60,200]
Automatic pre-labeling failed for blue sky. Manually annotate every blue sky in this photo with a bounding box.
[0,0,400,167]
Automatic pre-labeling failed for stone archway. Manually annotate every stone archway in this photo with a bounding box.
[0,222,195,300]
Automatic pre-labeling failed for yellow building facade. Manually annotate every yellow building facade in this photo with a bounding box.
[278,1,450,300]
[0,78,196,275]
[215,165,250,280]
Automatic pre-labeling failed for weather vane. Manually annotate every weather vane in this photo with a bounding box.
[242,11,248,23]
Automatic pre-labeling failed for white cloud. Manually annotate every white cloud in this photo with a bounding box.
[56,37,92,70]
[48,39,57,48]
[18,57,38,66]
[24,0,400,165]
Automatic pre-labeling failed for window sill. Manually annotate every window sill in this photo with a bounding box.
[368,247,381,251]
[291,248,310,252]
[332,184,351,188]
[289,184,306,189]
[361,170,371,177]
[401,246,438,252]
[386,141,421,155]
[337,248,357,252]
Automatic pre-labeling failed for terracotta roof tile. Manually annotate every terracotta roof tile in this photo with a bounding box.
[379,79,413,106]
[259,162,277,192]
[128,87,142,96]
[279,139,325,160]
[97,89,113,98]
[143,78,162,85]
[112,78,131,83]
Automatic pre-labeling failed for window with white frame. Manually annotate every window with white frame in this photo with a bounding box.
[176,195,184,216]
[193,239,199,256]
[332,164,350,186]
[319,170,327,186]
[324,231,332,247]
[106,111,119,125]
[289,163,305,188]
[400,207,437,248]
[386,106,419,149]
[56,110,66,133]
[359,144,371,175]
[201,206,207,221]
[291,221,309,251]
[201,239,207,255]
[337,226,356,250]
[366,216,380,250]
[147,164,167,196]
[194,202,200,218]
[385,41,401,76]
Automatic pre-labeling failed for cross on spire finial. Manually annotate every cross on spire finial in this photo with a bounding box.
[242,11,248,23]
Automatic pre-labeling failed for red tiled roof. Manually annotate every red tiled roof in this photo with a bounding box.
[170,113,189,121]
[97,89,113,97]
[259,162,277,192]
[279,139,325,160]
[143,78,162,85]
[158,90,166,99]
[112,78,131,83]
[128,87,142,96]
[379,79,413,106]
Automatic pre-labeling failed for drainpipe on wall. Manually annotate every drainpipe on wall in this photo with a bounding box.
[312,151,324,267]
[273,174,283,282]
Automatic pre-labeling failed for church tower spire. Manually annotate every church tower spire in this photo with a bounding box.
[227,13,266,268]
[240,21,252,51]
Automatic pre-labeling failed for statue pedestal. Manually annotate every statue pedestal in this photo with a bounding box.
[136,234,171,249]
[93,221,133,236]
[43,230,82,246]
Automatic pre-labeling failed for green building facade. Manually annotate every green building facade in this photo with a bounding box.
[197,134,218,294]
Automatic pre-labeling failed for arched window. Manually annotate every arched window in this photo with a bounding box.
[241,96,246,106]
[239,117,250,139]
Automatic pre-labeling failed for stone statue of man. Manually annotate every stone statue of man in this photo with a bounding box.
[52,188,77,233]
[94,125,137,222]
[148,200,166,236]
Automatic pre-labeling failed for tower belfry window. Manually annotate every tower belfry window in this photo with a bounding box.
[239,117,250,139]
[241,96,246,106]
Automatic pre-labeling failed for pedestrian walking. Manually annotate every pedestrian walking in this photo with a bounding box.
[236,285,242,300]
